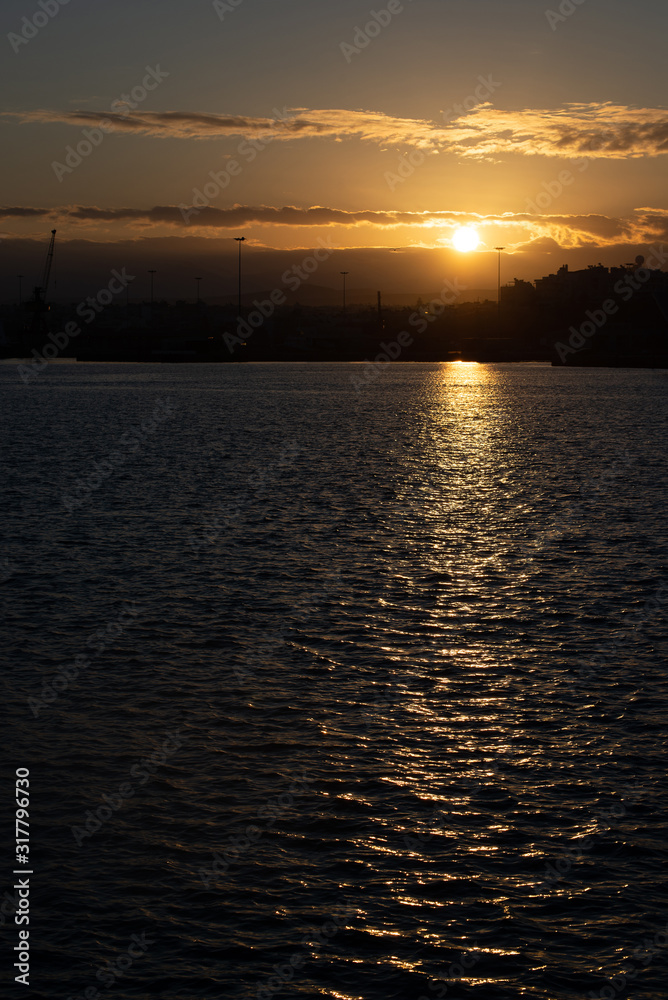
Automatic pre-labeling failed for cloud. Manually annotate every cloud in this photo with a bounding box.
[513,236,563,253]
[3,204,668,251]
[446,104,668,160]
[2,106,447,147]
[0,206,53,218]
[4,102,668,159]
[0,204,474,229]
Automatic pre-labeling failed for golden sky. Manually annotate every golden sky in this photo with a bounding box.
[2,0,668,289]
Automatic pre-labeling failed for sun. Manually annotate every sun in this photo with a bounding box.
[452,226,480,253]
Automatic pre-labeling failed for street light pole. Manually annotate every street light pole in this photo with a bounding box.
[494,247,504,325]
[148,269,157,306]
[340,271,349,312]
[234,237,245,316]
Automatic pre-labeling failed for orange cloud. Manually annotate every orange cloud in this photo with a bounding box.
[5,103,668,159]
[2,106,446,147]
[445,104,668,160]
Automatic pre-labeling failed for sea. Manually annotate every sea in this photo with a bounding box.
[1,360,667,1000]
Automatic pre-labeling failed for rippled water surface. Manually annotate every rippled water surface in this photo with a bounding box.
[2,361,668,999]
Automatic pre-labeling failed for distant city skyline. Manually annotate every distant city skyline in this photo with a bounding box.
[1,235,666,308]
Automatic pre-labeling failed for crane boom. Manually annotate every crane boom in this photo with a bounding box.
[34,229,56,303]
[28,229,57,342]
